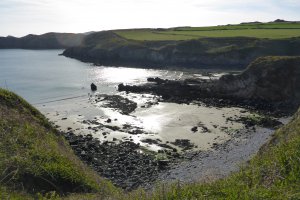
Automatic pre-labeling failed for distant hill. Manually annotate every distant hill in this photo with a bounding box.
[0,32,85,49]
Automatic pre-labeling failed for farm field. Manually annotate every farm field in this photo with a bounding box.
[115,22,300,41]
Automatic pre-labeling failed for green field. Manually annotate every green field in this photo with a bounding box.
[115,22,300,41]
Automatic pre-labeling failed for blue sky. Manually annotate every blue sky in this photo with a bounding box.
[0,0,300,37]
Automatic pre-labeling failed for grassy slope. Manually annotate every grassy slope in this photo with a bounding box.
[115,22,300,41]
[0,88,118,199]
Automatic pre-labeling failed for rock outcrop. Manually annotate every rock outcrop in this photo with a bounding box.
[90,83,97,91]
[216,56,300,104]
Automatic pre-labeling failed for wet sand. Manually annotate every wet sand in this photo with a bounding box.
[39,92,251,152]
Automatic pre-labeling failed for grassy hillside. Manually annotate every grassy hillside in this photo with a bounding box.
[115,22,300,41]
[0,88,118,198]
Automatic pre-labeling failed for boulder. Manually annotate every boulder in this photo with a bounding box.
[91,83,97,91]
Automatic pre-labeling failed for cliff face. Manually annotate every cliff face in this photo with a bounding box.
[216,56,300,104]
[63,31,300,69]
[0,32,85,49]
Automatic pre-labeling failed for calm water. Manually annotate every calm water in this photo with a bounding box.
[0,49,186,104]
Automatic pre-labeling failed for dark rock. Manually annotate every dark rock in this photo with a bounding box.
[141,138,159,145]
[94,94,137,115]
[91,83,97,91]
[191,126,198,132]
[63,133,166,191]
[171,139,195,151]
[158,160,169,169]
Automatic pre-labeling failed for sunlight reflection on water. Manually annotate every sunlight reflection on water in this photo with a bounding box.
[90,66,162,84]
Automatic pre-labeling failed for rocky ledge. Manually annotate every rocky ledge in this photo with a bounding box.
[118,56,300,116]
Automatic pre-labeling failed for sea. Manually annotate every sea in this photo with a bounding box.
[0,49,189,104]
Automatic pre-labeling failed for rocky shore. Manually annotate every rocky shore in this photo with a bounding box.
[118,56,300,116]
[61,114,286,190]
[64,132,159,190]
[40,56,299,191]
[55,88,285,191]
[63,132,192,190]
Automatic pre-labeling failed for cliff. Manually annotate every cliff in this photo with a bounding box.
[216,56,300,105]
[63,31,300,69]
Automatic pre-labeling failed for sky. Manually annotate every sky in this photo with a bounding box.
[0,0,300,37]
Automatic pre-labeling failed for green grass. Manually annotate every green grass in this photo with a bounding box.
[0,88,119,198]
[114,30,200,41]
[160,29,300,39]
[174,22,300,31]
[115,22,300,41]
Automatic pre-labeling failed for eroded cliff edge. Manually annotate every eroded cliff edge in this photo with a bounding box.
[62,31,300,69]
